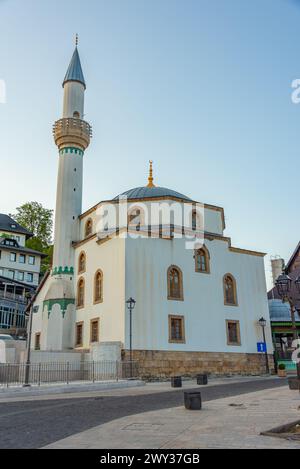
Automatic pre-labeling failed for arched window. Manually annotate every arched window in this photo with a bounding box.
[223,274,238,306]
[167,265,183,300]
[85,218,93,237]
[191,210,202,231]
[195,247,210,273]
[77,277,85,308]
[73,111,80,118]
[128,207,144,228]
[78,251,86,274]
[94,269,103,303]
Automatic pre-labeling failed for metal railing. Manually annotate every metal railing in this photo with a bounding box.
[0,290,27,303]
[0,361,139,388]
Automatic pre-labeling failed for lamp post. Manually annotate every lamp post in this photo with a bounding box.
[126,297,136,378]
[258,317,269,374]
[23,292,33,387]
[275,273,300,342]
[276,273,300,379]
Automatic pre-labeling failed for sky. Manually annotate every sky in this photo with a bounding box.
[0,0,300,289]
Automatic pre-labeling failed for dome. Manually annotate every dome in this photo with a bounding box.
[114,162,192,202]
[268,299,300,322]
[114,186,191,201]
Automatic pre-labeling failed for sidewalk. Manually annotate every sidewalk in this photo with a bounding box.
[0,375,276,403]
[44,385,300,449]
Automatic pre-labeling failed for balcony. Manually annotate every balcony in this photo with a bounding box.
[53,118,92,151]
[0,290,27,304]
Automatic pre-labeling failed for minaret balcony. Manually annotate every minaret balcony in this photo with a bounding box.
[53,118,92,151]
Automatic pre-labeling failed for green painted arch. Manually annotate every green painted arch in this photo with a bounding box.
[51,266,74,276]
[59,147,84,157]
[43,298,75,318]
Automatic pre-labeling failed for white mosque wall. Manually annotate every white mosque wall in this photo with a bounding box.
[74,236,126,348]
[31,279,49,350]
[124,236,272,354]
[79,199,225,241]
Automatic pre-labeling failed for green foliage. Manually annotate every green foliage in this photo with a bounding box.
[11,201,53,248]
[11,202,54,276]
[278,363,286,370]
[41,245,54,276]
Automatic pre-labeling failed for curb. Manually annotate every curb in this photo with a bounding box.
[0,380,145,398]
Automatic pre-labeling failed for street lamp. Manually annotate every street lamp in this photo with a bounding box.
[23,291,34,387]
[258,317,269,374]
[276,273,300,379]
[126,297,136,378]
[275,273,298,341]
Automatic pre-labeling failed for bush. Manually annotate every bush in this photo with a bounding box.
[278,363,286,370]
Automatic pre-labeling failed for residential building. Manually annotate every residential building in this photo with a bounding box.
[0,214,44,337]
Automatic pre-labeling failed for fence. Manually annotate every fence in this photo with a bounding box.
[0,361,139,387]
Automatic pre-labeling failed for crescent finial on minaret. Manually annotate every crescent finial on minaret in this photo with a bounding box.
[75,33,79,47]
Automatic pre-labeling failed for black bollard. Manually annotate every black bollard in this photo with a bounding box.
[196,374,208,385]
[171,376,182,388]
[184,391,202,410]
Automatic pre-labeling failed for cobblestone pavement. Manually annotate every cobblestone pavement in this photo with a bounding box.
[45,385,300,449]
[0,377,287,448]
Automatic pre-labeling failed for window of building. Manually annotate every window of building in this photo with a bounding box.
[223,274,238,306]
[75,322,83,347]
[28,256,35,265]
[18,272,24,281]
[94,270,103,303]
[167,265,183,300]
[226,320,241,346]
[128,207,144,228]
[78,251,86,274]
[8,270,15,280]
[2,239,17,247]
[73,111,80,118]
[192,210,197,231]
[35,333,41,351]
[90,319,99,343]
[77,277,85,308]
[19,254,26,264]
[26,273,33,283]
[195,247,210,273]
[10,252,16,262]
[85,218,93,237]
[169,315,185,343]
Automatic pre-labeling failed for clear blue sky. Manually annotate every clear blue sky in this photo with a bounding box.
[1,0,300,288]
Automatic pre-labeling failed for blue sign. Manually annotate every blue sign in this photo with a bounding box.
[257,342,267,353]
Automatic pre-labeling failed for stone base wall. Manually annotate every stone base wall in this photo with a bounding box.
[122,349,274,379]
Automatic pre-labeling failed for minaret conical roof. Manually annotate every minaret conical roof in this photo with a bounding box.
[63,47,86,89]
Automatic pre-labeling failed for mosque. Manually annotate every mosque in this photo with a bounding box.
[30,43,273,377]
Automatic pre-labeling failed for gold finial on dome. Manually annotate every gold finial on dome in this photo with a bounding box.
[147,160,155,188]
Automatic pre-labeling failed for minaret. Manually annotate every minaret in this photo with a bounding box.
[44,38,92,350]
[52,38,92,276]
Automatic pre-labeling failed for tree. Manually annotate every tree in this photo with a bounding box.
[11,202,53,248]
[11,202,54,276]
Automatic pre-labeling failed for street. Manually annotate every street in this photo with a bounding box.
[0,377,287,449]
